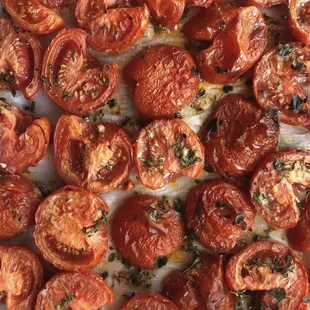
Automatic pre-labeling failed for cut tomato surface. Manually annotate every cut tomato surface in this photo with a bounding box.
[186,0,214,8]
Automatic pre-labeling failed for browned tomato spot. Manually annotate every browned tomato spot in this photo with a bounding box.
[186,0,214,8]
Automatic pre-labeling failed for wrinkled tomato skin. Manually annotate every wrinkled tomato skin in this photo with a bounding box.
[186,0,214,8]
[127,45,199,119]
[226,241,309,310]
[34,185,109,271]
[186,179,255,253]
[163,254,236,310]
[203,95,279,178]
[0,245,43,310]
[0,174,42,239]
[250,149,310,229]
[122,293,180,310]
[42,28,119,115]
[0,101,51,174]
[134,119,204,190]
[35,271,113,310]
[252,0,287,6]
[112,195,185,269]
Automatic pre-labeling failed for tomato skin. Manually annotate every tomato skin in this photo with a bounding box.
[42,28,119,115]
[54,115,133,193]
[35,271,113,310]
[186,0,214,8]
[226,240,309,310]
[0,245,43,310]
[127,45,199,119]
[203,95,279,178]
[252,0,287,6]
[34,185,109,271]
[134,119,204,190]
[112,195,185,269]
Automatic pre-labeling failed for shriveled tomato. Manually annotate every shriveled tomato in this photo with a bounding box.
[34,185,109,271]
[197,6,267,84]
[122,293,180,310]
[186,179,255,253]
[54,115,133,193]
[127,45,199,119]
[3,0,64,34]
[0,245,43,310]
[42,28,119,115]
[202,95,279,178]
[250,149,310,229]
[35,271,113,309]
[226,241,309,310]
[253,0,286,6]
[163,253,236,309]
[112,195,184,269]
[186,0,213,8]
[253,43,310,126]
[134,119,204,189]
[0,100,51,174]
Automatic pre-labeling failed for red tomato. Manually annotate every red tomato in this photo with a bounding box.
[127,45,199,119]
[42,28,119,115]
[0,100,51,174]
[35,271,113,309]
[34,185,109,271]
[253,0,286,6]
[186,179,255,253]
[163,254,236,309]
[122,293,180,310]
[54,115,133,193]
[3,0,64,34]
[226,240,309,310]
[203,94,279,178]
[0,174,42,239]
[0,245,43,310]
[196,6,267,84]
[112,195,185,269]
[253,43,310,126]
[186,0,214,8]
[134,119,204,189]
[250,149,310,229]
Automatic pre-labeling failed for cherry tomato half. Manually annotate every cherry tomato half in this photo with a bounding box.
[134,119,204,189]
[252,0,286,6]
[42,28,119,115]
[112,195,185,269]
[35,271,113,310]
[202,94,279,178]
[186,0,214,8]
[34,185,109,271]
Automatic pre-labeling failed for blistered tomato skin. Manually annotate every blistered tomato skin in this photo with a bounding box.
[34,185,109,271]
[226,241,309,310]
[252,0,286,6]
[186,0,214,8]
[250,149,310,229]
[0,245,43,310]
[112,195,185,269]
[253,43,310,126]
[134,119,204,190]
[127,45,199,120]
[54,115,133,193]
[42,28,119,115]
[35,271,114,310]
[203,95,279,178]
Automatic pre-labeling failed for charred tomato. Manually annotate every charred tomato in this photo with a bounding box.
[253,0,286,6]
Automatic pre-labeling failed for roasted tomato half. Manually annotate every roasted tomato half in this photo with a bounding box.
[196,6,267,84]
[186,179,255,253]
[127,45,199,119]
[252,0,286,6]
[54,115,133,193]
[163,254,236,309]
[42,28,119,115]
[253,43,310,126]
[35,271,113,310]
[122,293,180,310]
[250,149,310,229]
[186,0,214,8]
[0,245,43,310]
[0,101,51,174]
[0,174,42,239]
[3,0,64,34]
[112,195,185,269]
[34,185,109,271]
[202,94,279,178]
[135,119,204,189]
[226,241,309,310]
[0,19,42,100]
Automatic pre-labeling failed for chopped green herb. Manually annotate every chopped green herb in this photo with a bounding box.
[267,108,278,118]
[71,50,77,61]
[289,95,307,114]
[191,67,199,76]
[107,99,116,109]
[142,154,164,169]
[234,213,245,225]
[291,60,307,73]
[267,288,287,303]
[215,66,229,74]
[278,44,293,57]
[0,73,9,83]
[101,271,109,280]
[55,293,75,310]
[223,85,233,93]
[155,256,168,268]
[273,158,284,171]
[174,112,182,118]
[99,74,109,86]
[253,192,269,206]
[196,89,206,98]
[218,21,226,30]
[261,90,269,97]
[82,210,108,237]
[24,101,35,113]
[62,91,72,99]
[41,75,48,83]
[215,201,230,209]
[304,296,310,304]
